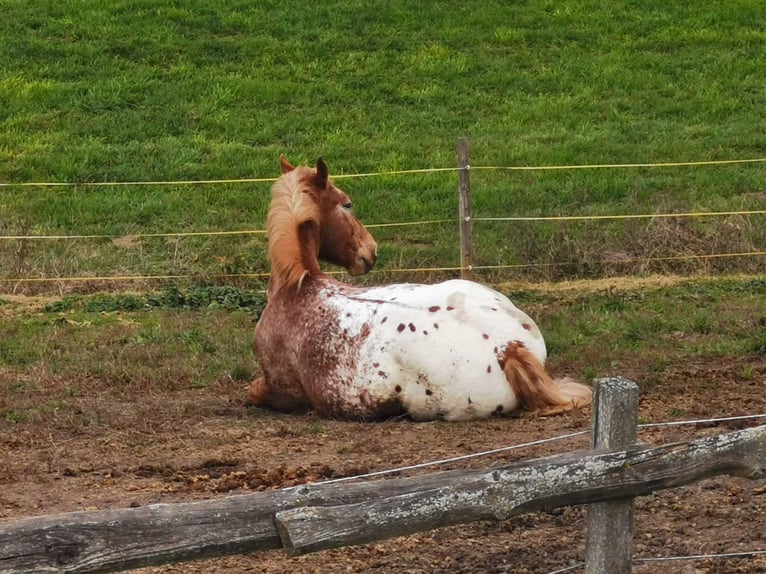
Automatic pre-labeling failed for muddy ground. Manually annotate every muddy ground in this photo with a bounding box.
[1,350,765,574]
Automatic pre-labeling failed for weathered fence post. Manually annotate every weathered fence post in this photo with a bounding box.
[457,137,473,280]
[585,377,640,574]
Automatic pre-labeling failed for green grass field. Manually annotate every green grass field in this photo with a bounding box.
[1,1,765,292]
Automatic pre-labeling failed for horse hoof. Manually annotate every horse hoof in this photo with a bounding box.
[246,376,267,406]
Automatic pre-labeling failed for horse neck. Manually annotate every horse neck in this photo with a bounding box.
[268,219,323,293]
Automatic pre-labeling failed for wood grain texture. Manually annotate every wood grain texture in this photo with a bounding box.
[585,378,639,574]
[276,423,764,555]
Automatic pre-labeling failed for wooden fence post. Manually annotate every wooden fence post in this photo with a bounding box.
[585,377,639,573]
[457,137,473,280]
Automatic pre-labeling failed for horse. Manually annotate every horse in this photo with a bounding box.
[248,157,592,421]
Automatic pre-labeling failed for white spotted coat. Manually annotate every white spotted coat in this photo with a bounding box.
[316,279,547,421]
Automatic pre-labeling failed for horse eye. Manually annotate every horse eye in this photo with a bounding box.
[342,202,353,210]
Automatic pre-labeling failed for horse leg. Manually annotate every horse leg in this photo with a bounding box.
[500,342,592,416]
[246,375,269,406]
[246,371,313,413]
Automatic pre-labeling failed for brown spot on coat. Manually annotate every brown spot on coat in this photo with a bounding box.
[487,365,492,373]
[428,305,440,312]
[522,323,532,331]
[397,323,405,332]
[425,389,433,396]
[395,385,402,393]
[381,316,388,324]
[482,333,489,339]
[446,306,455,311]
[378,371,387,378]
[408,323,416,332]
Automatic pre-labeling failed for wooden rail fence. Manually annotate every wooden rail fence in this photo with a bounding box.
[1,378,764,573]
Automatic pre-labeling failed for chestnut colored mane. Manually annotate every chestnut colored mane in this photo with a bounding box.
[267,166,322,290]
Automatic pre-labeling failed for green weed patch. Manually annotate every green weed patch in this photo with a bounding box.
[44,285,266,313]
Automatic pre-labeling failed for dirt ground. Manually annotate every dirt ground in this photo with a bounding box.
[1,348,765,574]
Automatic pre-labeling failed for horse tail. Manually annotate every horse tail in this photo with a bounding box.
[500,342,592,415]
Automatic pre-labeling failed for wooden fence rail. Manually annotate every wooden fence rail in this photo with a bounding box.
[1,379,764,574]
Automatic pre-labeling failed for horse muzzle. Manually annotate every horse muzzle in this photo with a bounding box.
[348,253,376,276]
[348,236,377,276]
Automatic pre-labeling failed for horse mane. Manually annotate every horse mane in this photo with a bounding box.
[267,167,322,290]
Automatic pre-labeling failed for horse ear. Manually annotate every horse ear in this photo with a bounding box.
[316,157,329,188]
[280,155,295,174]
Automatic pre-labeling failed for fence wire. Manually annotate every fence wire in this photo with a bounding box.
[307,412,766,486]
[2,156,766,188]
[2,250,764,284]
[2,208,766,241]
[2,159,764,284]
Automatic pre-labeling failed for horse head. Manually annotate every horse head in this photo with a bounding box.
[268,157,377,289]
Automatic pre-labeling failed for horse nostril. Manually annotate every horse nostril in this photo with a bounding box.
[362,257,375,273]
